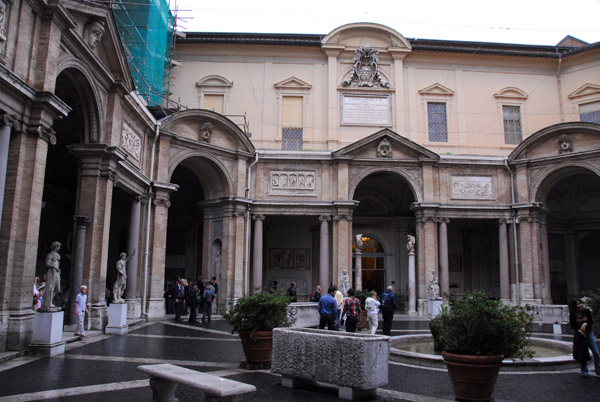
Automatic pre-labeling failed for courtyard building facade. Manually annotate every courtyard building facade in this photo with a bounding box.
[0,1,599,352]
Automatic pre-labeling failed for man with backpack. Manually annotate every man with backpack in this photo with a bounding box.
[381,285,397,335]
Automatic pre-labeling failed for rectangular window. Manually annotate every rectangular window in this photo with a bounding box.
[203,94,224,114]
[503,105,522,144]
[427,102,448,142]
[580,101,600,124]
[282,96,303,150]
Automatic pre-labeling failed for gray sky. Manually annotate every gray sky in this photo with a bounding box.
[172,0,600,46]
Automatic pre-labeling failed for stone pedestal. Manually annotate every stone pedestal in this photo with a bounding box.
[126,298,141,320]
[106,303,128,335]
[146,298,166,320]
[29,311,66,356]
[427,299,443,318]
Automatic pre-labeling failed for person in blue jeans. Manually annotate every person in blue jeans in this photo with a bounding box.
[570,299,600,377]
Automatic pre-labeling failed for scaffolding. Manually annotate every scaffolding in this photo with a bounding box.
[111,0,175,107]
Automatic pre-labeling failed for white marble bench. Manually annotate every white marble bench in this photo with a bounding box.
[137,363,256,402]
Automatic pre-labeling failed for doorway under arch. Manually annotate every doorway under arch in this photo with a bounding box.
[543,169,600,303]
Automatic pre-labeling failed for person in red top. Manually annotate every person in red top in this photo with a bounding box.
[341,288,361,333]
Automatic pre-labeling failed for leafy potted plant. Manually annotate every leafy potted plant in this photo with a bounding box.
[581,290,600,321]
[223,291,293,365]
[430,291,534,401]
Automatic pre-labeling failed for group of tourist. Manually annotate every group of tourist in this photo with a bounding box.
[316,284,397,335]
[165,276,218,323]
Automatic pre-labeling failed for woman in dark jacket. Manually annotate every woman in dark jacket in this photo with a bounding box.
[569,299,600,377]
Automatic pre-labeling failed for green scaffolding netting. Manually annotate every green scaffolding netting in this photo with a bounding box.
[112,0,174,107]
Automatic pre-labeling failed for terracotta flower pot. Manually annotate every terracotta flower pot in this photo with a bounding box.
[357,309,368,330]
[442,352,502,401]
[240,330,273,363]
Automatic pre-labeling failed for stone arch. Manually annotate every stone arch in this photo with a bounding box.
[349,166,422,203]
[322,22,412,50]
[55,58,103,143]
[533,163,600,203]
[168,150,233,199]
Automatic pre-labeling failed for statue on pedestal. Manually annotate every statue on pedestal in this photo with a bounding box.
[40,241,61,311]
[427,270,441,300]
[113,249,135,303]
[406,234,416,253]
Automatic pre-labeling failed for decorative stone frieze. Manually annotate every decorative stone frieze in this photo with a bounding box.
[450,175,494,200]
[121,122,141,162]
[270,248,310,270]
[269,171,316,195]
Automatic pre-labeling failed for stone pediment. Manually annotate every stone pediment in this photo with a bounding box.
[418,83,455,96]
[508,122,600,161]
[567,83,600,99]
[196,75,234,88]
[274,77,312,90]
[63,5,134,86]
[322,23,411,52]
[160,109,255,155]
[493,87,528,100]
[333,129,439,161]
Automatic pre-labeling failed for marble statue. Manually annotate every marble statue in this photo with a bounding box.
[84,20,105,50]
[113,249,135,303]
[355,234,363,248]
[41,241,61,310]
[406,234,416,253]
[427,270,440,300]
[340,269,351,296]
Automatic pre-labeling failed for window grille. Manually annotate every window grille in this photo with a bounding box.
[427,102,448,142]
[282,128,303,150]
[503,105,522,144]
[580,101,600,124]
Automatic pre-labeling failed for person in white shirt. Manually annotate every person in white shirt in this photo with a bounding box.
[364,291,380,335]
[74,285,89,337]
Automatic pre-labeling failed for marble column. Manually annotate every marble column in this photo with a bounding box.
[408,246,417,316]
[539,215,552,304]
[319,215,331,290]
[438,218,449,300]
[0,114,18,232]
[498,219,510,302]
[125,195,142,318]
[252,214,265,294]
[68,215,91,325]
[355,248,362,291]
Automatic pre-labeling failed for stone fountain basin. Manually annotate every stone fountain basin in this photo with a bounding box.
[390,334,578,371]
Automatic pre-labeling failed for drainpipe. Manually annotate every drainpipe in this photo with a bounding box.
[142,121,161,318]
[243,152,260,296]
[504,159,520,305]
[556,52,565,123]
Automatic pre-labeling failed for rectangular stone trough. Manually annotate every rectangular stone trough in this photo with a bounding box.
[271,327,389,400]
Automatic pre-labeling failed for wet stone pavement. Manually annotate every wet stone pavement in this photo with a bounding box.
[0,317,599,401]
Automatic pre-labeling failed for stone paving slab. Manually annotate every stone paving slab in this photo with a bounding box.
[1,318,599,402]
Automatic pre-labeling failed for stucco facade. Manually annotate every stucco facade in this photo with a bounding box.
[0,2,599,353]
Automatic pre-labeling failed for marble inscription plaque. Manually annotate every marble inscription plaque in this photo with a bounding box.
[341,93,392,126]
[121,122,141,162]
[451,176,494,199]
[269,170,316,195]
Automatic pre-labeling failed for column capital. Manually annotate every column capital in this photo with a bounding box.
[438,217,450,224]
[73,215,92,227]
[153,196,171,208]
[417,216,438,224]
[333,214,352,221]
[26,124,56,144]
[252,214,265,221]
[0,113,21,130]
[498,218,510,225]
[319,214,331,222]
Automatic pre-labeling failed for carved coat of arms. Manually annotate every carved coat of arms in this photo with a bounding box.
[342,45,390,88]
